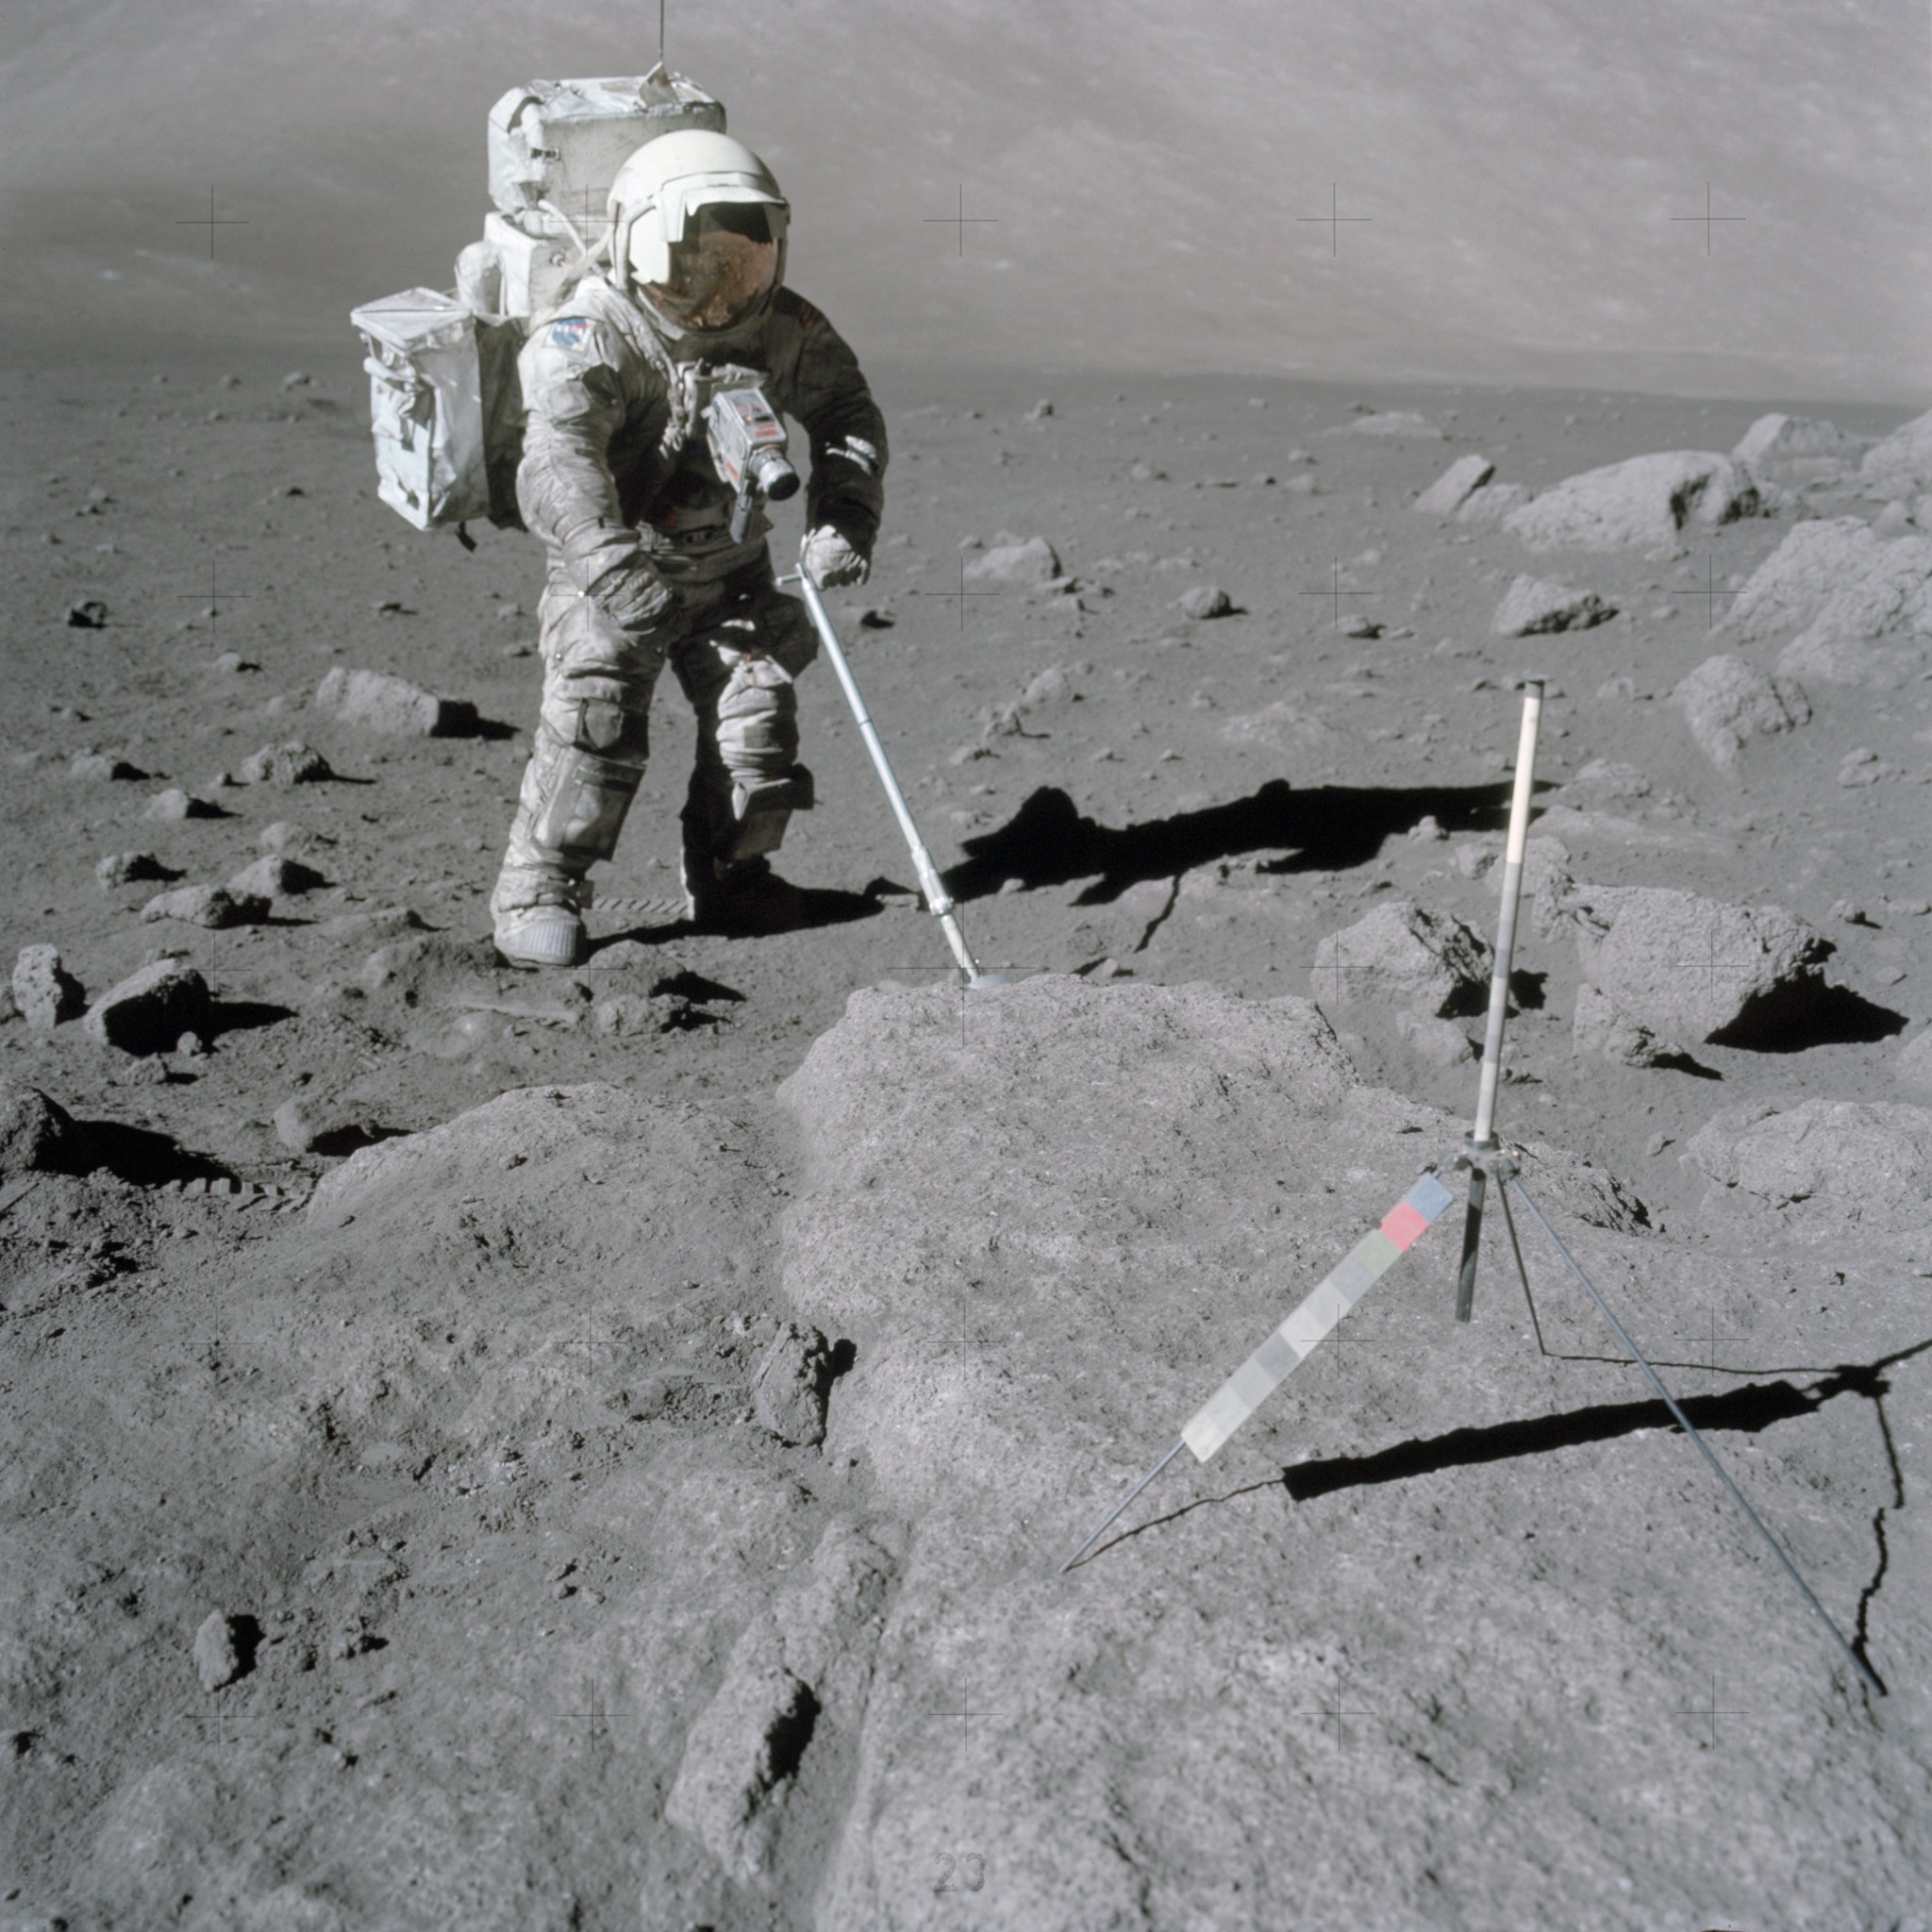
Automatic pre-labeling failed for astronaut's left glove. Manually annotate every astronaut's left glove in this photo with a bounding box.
[800,525,871,589]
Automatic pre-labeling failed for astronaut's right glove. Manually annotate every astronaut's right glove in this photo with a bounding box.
[561,521,680,632]
[587,559,679,631]
[800,525,872,589]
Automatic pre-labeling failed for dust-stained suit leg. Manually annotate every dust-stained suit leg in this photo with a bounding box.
[670,567,820,876]
[490,574,674,920]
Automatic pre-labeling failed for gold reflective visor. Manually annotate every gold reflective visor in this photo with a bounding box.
[644,222,779,332]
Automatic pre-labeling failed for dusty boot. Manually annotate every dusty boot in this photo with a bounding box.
[491,874,588,969]
[679,852,811,936]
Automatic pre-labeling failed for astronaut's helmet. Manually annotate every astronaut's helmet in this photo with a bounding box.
[608,130,790,339]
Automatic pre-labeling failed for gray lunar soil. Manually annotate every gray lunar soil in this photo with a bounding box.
[3,348,1931,1930]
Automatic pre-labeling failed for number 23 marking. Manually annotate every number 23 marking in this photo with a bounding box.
[934,1851,986,1893]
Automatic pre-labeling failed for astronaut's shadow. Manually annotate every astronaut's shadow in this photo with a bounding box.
[941,777,1527,903]
[594,882,884,947]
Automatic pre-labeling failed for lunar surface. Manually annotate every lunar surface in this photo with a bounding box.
[4,6,1931,1930]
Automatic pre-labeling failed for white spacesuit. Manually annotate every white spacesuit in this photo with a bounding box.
[489,128,887,969]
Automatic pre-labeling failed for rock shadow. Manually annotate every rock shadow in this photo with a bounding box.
[203,998,298,1043]
[944,778,1532,903]
[1709,981,1907,1053]
[68,1122,232,1187]
[651,970,746,1008]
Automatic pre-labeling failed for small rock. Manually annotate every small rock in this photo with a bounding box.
[1897,1027,1932,1097]
[751,1322,834,1446]
[1564,759,1652,800]
[1671,655,1811,769]
[1394,1011,1475,1065]
[1572,982,1676,1067]
[238,741,333,786]
[1313,900,1491,1017]
[96,851,178,888]
[12,945,87,1029]
[258,821,336,857]
[1414,454,1495,516]
[193,1610,246,1690]
[592,993,688,1036]
[1339,614,1381,639]
[1332,410,1443,439]
[316,907,428,942]
[0,1076,85,1180]
[68,751,145,782]
[962,535,1061,585]
[144,786,223,821]
[141,884,271,929]
[176,1031,208,1057]
[226,854,326,898]
[1491,574,1616,637]
[1176,584,1233,620]
[1024,398,1054,420]
[66,599,109,628]
[1837,746,1899,788]
[358,933,498,996]
[211,651,258,674]
[1686,1098,1932,1232]
[315,666,478,738]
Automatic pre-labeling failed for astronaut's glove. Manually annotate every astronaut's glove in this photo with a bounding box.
[587,560,680,631]
[800,525,871,589]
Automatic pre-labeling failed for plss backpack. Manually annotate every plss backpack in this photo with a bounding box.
[350,64,725,548]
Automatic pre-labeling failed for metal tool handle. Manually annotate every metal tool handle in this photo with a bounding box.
[1456,676,1545,1323]
[780,566,982,982]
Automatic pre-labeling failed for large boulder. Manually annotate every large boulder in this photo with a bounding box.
[1502,451,1760,550]
[1670,654,1811,768]
[1686,1098,1932,1233]
[316,665,479,738]
[1555,885,1830,1044]
[1715,517,1932,690]
[766,975,1889,1930]
[1859,406,1932,494]
[1730,412,1862,478]
[83,958,211,1055]
[1312,900,1491,1016]
[1457,481,1529,525]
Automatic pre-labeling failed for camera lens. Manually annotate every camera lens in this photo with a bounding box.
[752,450,801,500]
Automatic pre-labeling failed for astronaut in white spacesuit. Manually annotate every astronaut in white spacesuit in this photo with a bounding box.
[490,128,886,969]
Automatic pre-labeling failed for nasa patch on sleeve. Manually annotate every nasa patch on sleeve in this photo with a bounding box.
[547,317,591,349]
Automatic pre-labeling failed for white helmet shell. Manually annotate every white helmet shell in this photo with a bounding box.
[607,129,789,310]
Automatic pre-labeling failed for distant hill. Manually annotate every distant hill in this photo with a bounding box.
[2,0,1924,399]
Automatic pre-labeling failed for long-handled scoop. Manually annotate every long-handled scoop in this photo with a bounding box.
[781,565,1011,991]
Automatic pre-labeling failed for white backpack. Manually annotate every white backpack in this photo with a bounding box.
[350,65,724,545]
